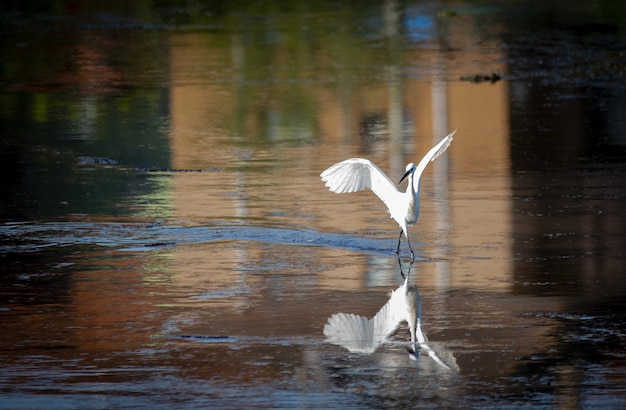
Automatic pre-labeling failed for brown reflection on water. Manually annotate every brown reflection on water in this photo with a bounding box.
[2,2,626,408]
[155,35,531,405]
[159,24,532,395]
[71,255,156,351]
[166,26,513,295]
[168,32,235,170]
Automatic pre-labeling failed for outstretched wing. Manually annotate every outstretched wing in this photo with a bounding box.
[320,158,402,213]
[323,277,413,355]
[369,288,406,344]
[414,129,456,181]
[323,312,377,354]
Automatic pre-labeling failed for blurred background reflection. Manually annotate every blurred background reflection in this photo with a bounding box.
[1,1,625,408]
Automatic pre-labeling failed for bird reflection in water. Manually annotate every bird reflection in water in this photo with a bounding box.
[323,261,459,371]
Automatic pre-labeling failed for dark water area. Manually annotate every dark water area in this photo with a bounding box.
[1,1,626,408]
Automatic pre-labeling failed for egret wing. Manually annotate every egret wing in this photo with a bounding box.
[323,312,377,354]
[420,341,460,372]
[320,158,401,212]
[414,129,456,181]
[369,287,405,343]
[324,281,407,354]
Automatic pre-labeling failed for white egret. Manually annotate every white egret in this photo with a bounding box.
[320,130,456,260]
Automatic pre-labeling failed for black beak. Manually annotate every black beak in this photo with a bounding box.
[399,169,412,184]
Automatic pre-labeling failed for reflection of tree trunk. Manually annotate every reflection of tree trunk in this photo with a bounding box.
[431,52,451,289]
[384,0,406,174]
[388,64,404,175]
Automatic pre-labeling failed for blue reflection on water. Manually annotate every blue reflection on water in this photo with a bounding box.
[405,9,435,43]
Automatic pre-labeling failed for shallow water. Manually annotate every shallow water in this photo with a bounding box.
[1,1,626,408]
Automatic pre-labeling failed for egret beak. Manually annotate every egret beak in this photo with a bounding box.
[399,169,412,184]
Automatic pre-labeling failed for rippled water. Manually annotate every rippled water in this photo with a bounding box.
[1,1,626,408]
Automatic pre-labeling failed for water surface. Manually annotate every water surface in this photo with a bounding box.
[1,1,626,408]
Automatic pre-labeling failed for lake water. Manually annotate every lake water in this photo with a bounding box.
[1,1,626,408]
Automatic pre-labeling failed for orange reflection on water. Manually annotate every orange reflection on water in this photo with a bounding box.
[166,28,512,295]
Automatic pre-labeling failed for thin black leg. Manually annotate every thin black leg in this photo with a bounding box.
[397,255,405,279]
[396,229,403,255]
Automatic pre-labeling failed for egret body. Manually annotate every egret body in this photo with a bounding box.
[320,130,456,259]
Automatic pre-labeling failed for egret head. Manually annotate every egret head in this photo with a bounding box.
[399,163,416,184]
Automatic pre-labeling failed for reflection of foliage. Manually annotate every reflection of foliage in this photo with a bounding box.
[0,0,401,148]
[0,88,172,219]
[3,0,624,218]
[215,2,385,144]
[459,73,501,84]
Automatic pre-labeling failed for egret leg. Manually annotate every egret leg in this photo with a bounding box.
[397,255,405,279]
[395,229,403,256]
[407,326,418,360]
[405,257,414,278]
[397,229,415,262]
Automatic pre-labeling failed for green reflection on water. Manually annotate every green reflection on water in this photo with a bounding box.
[0,89,171,219]
[0,1,401,221]
[1,0,625,222]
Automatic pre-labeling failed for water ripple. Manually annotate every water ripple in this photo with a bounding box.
[0,221,404,257]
